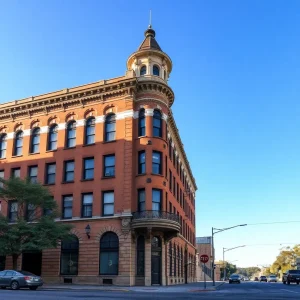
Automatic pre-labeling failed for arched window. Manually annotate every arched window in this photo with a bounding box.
[30,127,40,154]
[0,134,7,159]
[100,232,119,275]
[136,236,145,276]
[105,114,116,142]
[177,245,180,277]
[140,66,147,76]
[138,109,145,137]
[153,65,160,76]
[48,124,58,151]
[60,236,79,275]
[14,131,23,156]
[153,110,162,137]
[66,121,76,148]
[85,117,95,145]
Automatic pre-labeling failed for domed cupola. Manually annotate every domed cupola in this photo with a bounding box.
[126,26,173,84]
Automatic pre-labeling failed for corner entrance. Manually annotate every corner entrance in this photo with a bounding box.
[151,236,161,285]
[22,251,42,275]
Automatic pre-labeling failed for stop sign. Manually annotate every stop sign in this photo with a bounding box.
[200,254,209,263]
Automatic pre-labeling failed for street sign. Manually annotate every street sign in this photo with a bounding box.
[200,254,209,263]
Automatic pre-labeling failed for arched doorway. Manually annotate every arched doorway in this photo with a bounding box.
[151,236,162,285]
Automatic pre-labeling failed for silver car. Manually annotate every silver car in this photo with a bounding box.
[0,270,43,290]
[268,275,277,283]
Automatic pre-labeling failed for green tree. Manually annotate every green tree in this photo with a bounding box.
[217,261,237,279]
[237,267,261,278]
[270,245,300,277]
[0,177,72,269]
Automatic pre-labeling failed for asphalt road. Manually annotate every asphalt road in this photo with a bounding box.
[1,281,300,299]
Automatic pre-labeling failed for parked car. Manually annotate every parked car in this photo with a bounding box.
[268,275,277,283]
[260,276,267,282]
[229,274,241,284]
[282,270,300,285]
[254,277,259,281]
[0,270,43,290]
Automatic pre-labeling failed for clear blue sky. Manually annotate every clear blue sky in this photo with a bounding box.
[1,0,300,267]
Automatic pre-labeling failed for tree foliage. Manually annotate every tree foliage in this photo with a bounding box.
[269,245,300,276]
[237,267,261,278]
[0,177,72,269]
[216,260,237,279]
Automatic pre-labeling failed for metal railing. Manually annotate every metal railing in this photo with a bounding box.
[132,210,180,223]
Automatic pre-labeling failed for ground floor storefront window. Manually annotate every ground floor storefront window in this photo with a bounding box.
[100,232,119,275]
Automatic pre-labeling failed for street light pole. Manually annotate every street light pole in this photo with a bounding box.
[211,224,247,286]
[223,245,245,281]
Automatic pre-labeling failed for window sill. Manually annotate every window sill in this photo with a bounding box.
[81,178,94,182]
[11,155,23,158]
[64,146,76,150]
[62,181,75,184]
[46,149,57,153]
[61,217,72,220]
[103,140,116,144]
[81,216,93,219]
[83,143,96,147]
[136,173,146,177]
[102,214,114,217]
[0,157,6,160]
[43,183,55,186]
[29,152,40,155]
[101,176,115,180]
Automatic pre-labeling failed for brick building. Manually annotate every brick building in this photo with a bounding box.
[0,26,197,286]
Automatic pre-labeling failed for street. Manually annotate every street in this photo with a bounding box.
[1,281,300,299]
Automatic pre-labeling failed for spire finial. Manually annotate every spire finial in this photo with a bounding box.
[149,10,152,28]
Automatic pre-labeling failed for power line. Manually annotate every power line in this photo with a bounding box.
[247,220,300,226]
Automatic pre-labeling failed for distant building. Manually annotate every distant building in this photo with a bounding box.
[196,237,220,281]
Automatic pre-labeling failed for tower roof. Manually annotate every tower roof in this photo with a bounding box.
[138,26,162,51]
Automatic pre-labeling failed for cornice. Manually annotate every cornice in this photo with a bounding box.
[0,78,138,123]
[136,80,174,107]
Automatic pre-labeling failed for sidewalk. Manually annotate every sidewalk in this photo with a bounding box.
[41,281,225,293]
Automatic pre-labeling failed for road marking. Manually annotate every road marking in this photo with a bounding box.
[281,289,300,294]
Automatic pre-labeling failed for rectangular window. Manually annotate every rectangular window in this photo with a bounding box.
[173,148,176,167]
[45,163,56,184]
[0,170,4,188]
[138,189,145,211]
[177,183,179,202]
[177,159,179,174]
[173,177,175,195]
[165,155,167,178]
[152,189,161,211]
[104,155,115,177]
[152,151,162,175]
[62,195,73,219]
[11,168,20,178]
[28,166,38,183]
[103,191,114,216]
[169,202,172,213]
[8,201,18,222]
[83,157,94,180]
[64,160,75,182]
[82,193,93,218]
[169,143,172,160]
[169,170,172,190]
[26,203,35,221]
[138,151,146,174]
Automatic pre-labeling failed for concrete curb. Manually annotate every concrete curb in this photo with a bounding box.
[41,286,130,292]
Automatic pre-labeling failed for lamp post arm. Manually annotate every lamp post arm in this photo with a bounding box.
[224,245,246,253]
[213,224,247,235]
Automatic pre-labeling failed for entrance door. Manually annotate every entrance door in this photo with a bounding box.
[151,236,161,285]
[22,252,42,275]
